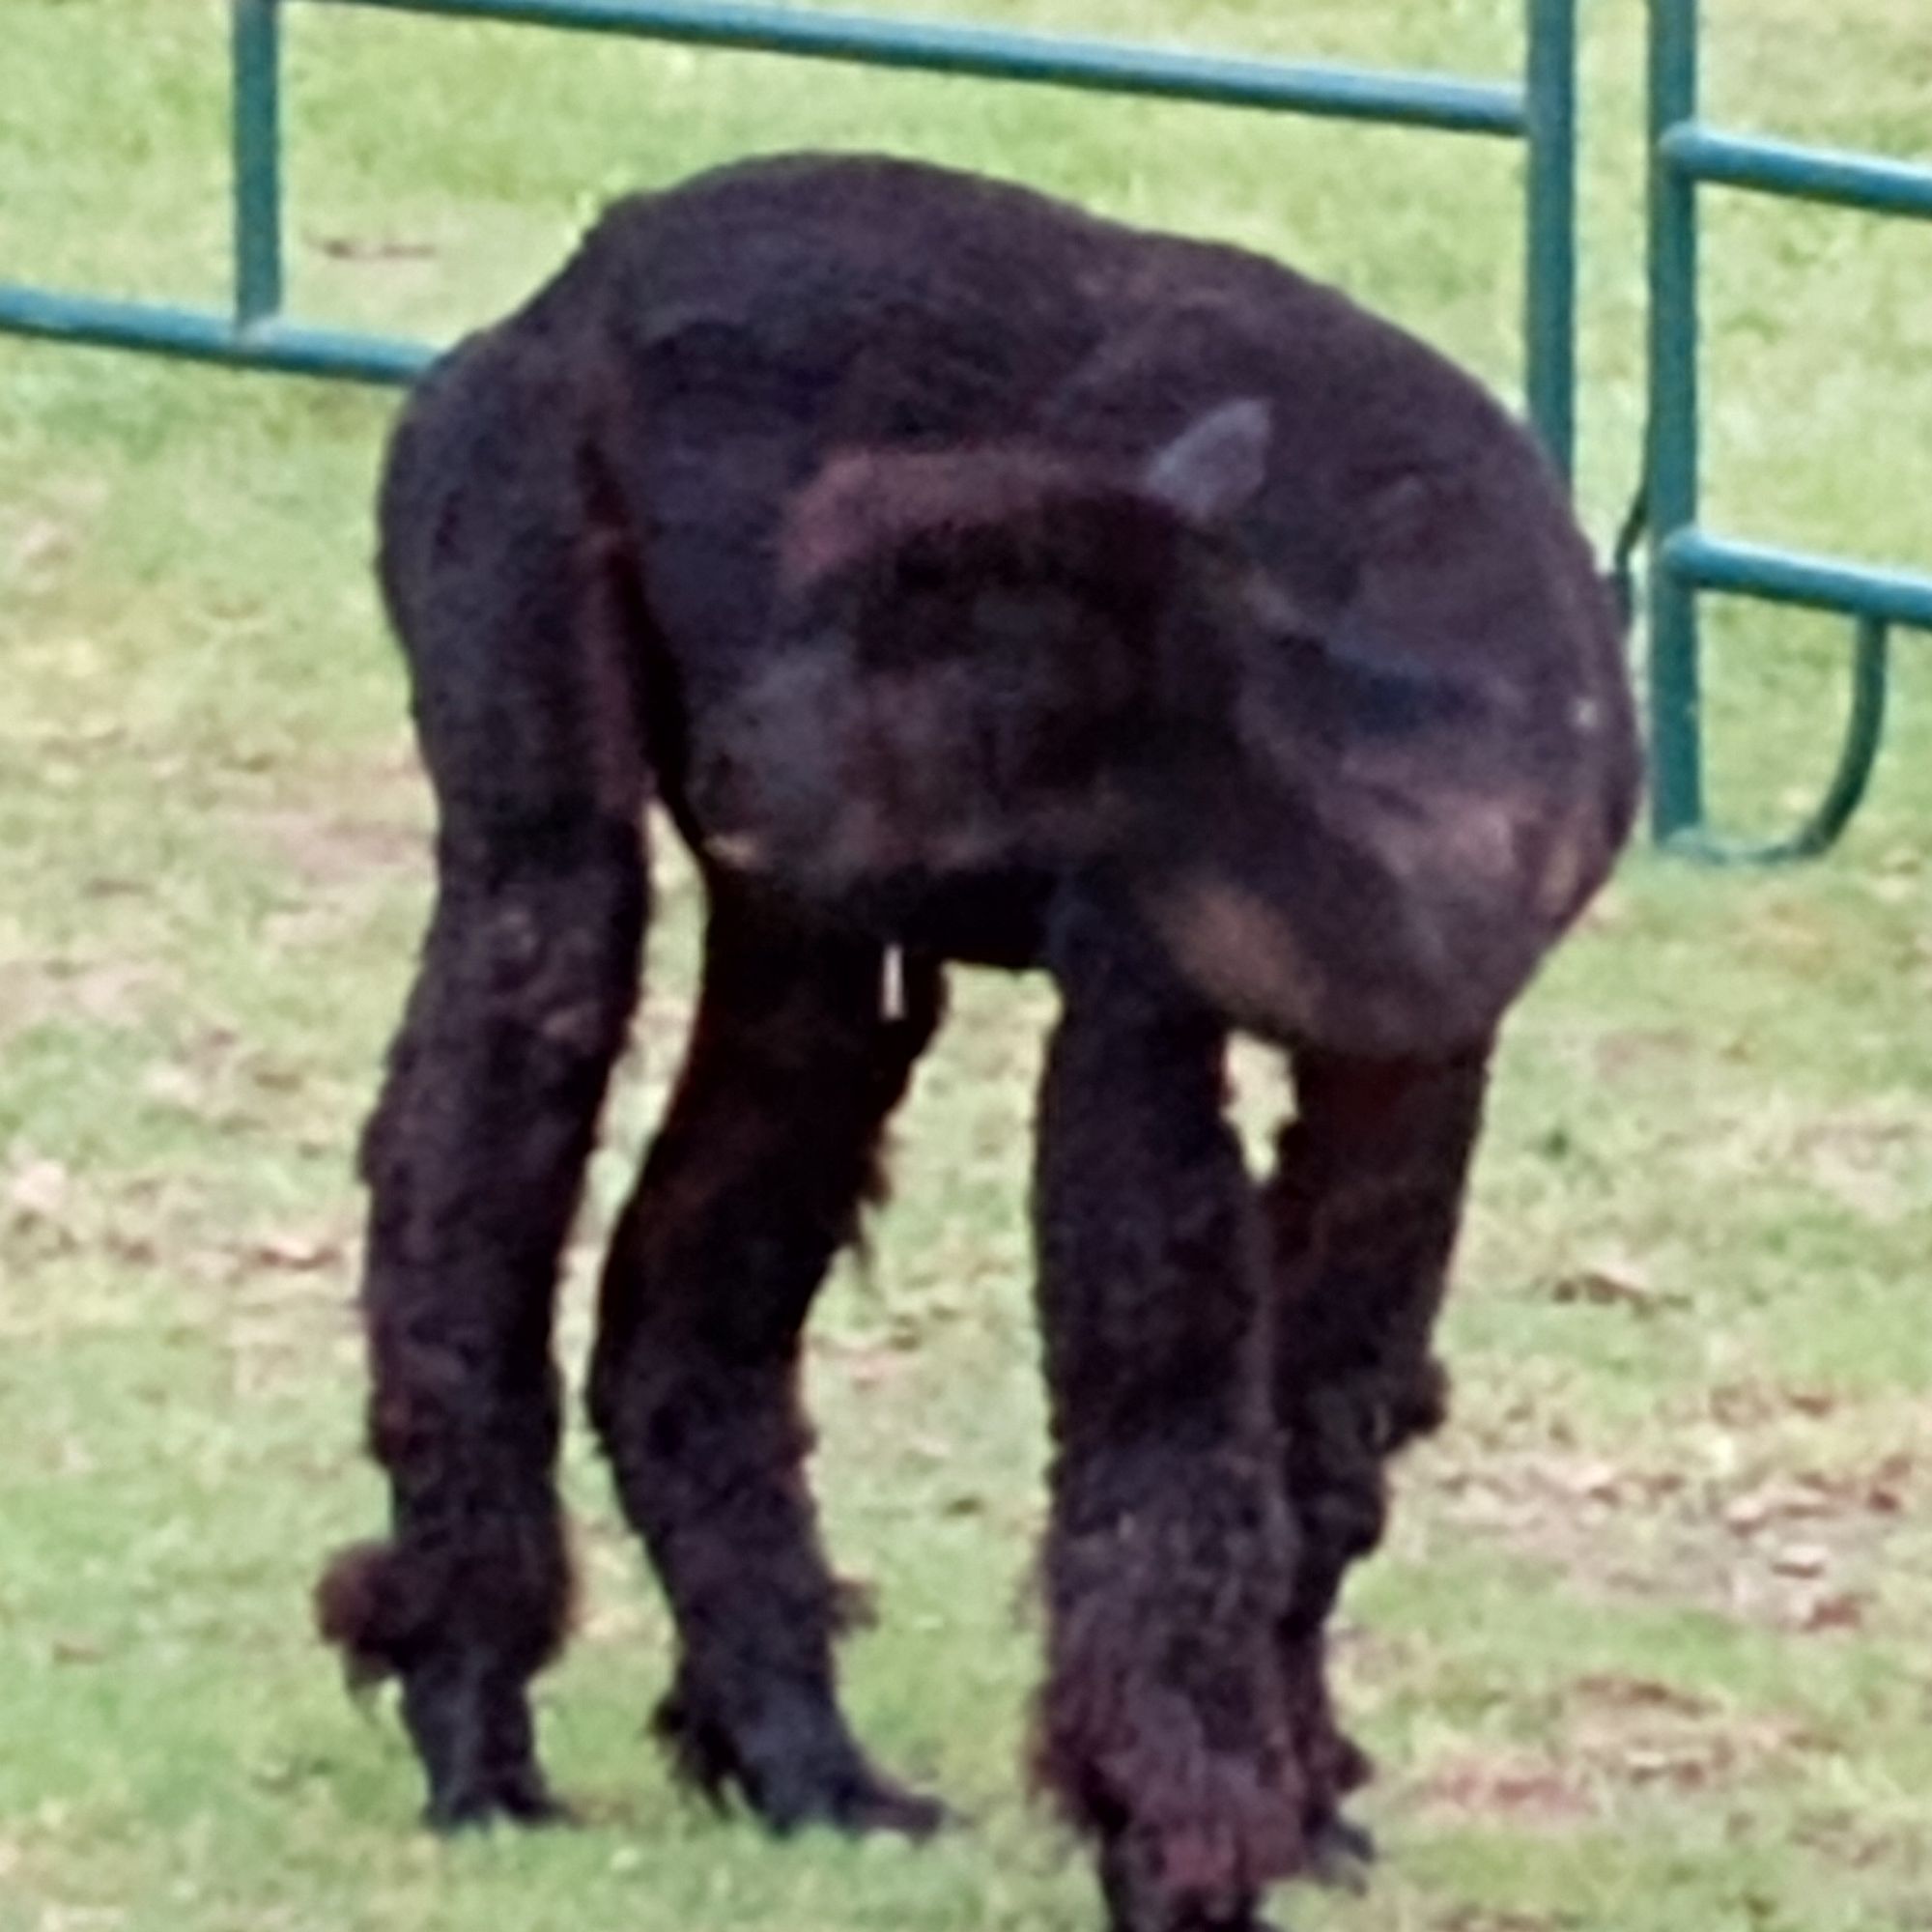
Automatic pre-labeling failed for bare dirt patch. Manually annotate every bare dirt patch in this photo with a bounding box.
[1416,1751,1598,1830]
[1414,1386,1926,1635]
[1416,1678,1837,1833]
[0,953,170,1044]
[246,807,427,892]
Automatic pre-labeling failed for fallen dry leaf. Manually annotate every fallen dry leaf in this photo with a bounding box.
[1437,1911,1571,1932]
[1565,1460,1626,1502]
[1795,1591,1868,1634]
[1615,1743,1711,1786]
[1549,1257,1685,1315]
[1724,1477,1833,1535]
[13,517,71,571]
[1572,1673,1713,1719]
[245,1231,345,1273]
[7,1156,70,1221]
[140,1063,209,1112]
[1707,1381,1840,1426]
[1420,1753,1596,1826]
[309,232,439,263]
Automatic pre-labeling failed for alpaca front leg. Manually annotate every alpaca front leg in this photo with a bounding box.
[1033,898,1303,1932]
[1264,1042,1491,1873]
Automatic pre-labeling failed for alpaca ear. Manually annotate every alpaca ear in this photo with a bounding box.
[1141,397,1273,527]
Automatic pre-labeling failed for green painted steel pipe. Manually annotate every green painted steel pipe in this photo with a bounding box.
[0,283,432,384]
[1662,125,1932,223]
[1643,0,1930,860]
[1523,0,1577,479]
[310,0,1528,136]
[1664,617,1890,867]
[1662,532,1932,632]
[1645,0,1703,841]
[4,0,1576,446]
[232,0,285,324]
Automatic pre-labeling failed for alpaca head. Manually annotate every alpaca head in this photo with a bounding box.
[696,398,1601,1052]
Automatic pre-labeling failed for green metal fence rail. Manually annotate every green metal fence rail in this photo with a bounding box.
[0,0,1581,475]
[1646,0,1932,861]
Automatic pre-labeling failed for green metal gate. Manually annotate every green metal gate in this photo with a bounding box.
[0,0,1582,476]
[1645,0,1932,861]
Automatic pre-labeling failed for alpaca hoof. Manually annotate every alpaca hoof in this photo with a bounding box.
[1306,1812,1375,1893]
[655,1680,948,1841]
[425,1770,575,1834]
[746,1748,952,1841]
[1104,1894,1282,1932]
[1097,1833,1280,1932]
[808,1768,951,1841]
[501,1785,579,1830]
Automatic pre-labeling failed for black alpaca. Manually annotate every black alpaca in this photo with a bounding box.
[317,154,1639,1932]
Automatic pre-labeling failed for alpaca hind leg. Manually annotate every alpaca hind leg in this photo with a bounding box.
[316,329,651,1828]
[319,821,646,1828]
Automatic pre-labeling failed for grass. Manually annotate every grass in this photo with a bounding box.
[3,1,1931,1927]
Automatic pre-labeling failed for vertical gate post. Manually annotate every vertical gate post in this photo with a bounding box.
[1524,0,1577,482]
[1646,0,1702,839]
[233,0,286,327]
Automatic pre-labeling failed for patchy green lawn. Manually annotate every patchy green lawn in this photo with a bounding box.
[3,2,1930,1928]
